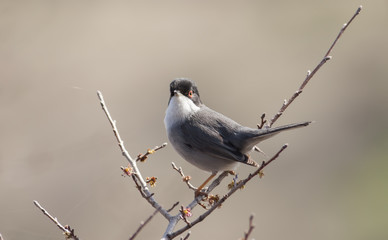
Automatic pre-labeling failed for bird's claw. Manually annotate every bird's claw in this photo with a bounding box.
[195,189,208,199]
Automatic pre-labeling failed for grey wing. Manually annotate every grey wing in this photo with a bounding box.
[180,108,254,165]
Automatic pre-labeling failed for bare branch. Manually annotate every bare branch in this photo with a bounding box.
[171,162,197,191]
[33,200,79,240]
[96,91,135,165]
[167,145,288,239]
[180,232,191,240]
[256,113,267,129]
[241,214,255,240]
[137,143,168,162]
[324,5,362,57]
[98,6,363,240]
[268,5,362,127]
[167,202,180,213]
[129,207,161,240]
[97,91,171,220]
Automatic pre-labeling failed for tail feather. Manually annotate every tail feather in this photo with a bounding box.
[263,121,311,136]
[244,155,259,167]
[240,121,311,153]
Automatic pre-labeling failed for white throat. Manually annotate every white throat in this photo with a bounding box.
[164,93,200,131]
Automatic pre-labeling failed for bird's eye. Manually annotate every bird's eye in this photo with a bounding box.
[188,90,193,98]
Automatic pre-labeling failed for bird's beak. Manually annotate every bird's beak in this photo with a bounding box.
[168,90,181,106]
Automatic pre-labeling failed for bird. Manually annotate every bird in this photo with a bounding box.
[164,78,310,195]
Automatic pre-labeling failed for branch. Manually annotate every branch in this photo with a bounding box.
[161,170,230,239]
[167,144,288,239]
[171,162,197,191]
[129,207,161,240]
[97,91,171,220]
[180,232,191,240]
[167,202,180,213]
[137,143,167,162]
[204,170,232,195]
[97,91,144,184]
[268,5,362,127]
[33,200,79,240]
[257,113,267,129]
[98,6,363,240]
[241,214,255,240]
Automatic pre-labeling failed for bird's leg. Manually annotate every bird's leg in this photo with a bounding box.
[195,172,216,197]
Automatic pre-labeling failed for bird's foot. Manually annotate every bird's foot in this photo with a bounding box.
[194,189,208,199]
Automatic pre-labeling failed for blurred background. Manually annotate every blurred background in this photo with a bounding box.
[1,1,387,239]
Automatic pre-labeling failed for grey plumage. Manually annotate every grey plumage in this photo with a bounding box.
[165,78,310,173]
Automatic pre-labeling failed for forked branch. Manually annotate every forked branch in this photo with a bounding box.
[171,162,197,191]
[166,145,288,239]
[241,214,255,240]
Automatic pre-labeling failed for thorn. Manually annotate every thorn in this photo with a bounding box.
[254,146,268,158]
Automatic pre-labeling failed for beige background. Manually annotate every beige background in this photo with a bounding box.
[1,1,387,240]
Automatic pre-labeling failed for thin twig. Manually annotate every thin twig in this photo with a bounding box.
[97,91,135,165]
[33,200,79,240]
[324,5,362,58]
[167,202,180,213]
[257,113,267,129]
[97,91,147,187]
[129,207,161,240]
[171,162,197,191]
[137,143,168,162]
[268,5,362,127]
[132,174,155,200]
[97,91,171,220]
[180,232,191,240]
[167,144,288,239]
[241,214,255,240]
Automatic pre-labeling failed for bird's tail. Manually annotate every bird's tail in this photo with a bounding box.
[261,121,311,136]
[240,121,311,153]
